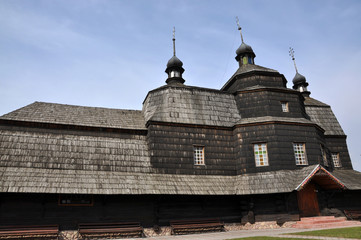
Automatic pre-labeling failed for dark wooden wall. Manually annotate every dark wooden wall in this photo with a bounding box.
[147,124,237,175]
[0,193,299,229]
[325,136,352,169]
[234,89,308,119]
[224,73,286,93]
[234,123,326,174]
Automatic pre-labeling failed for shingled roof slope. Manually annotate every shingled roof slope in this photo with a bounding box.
[304,97,345,135]
[0,102,146,130]
[143,86,241,127]
[221,64,279,91]
[332,170,361,190]
[235,165,318,195]
[0,167,235,195]
[0,127,151,173]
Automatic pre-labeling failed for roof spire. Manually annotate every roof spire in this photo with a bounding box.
[234,17,255,66]
[236,16,244,43]
[289,47,310,96]
[289,47,298,73]
[165,27,185,85]
[172,27,176,56]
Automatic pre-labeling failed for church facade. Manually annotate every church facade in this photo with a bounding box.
[1,30,361,229]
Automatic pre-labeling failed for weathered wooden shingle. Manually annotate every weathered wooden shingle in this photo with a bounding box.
[0,167,235,195]
[0,128,151,173]
[304,97,345,135]
[234,165,317,195]
[332,169,361,190]
[0,102,146,130]
[143,85,241,127]
[236,116,314,125]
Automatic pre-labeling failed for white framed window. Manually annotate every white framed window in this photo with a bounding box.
[332,153,341,167]
[293,143,308,165]
[193,146,205,165]
[254,143,269,167]
[281,101,289,112]
[321,145,328,166]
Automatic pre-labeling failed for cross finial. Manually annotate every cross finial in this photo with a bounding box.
[172,27,176,56]
[289,47,298,73]
[235,16,244,43]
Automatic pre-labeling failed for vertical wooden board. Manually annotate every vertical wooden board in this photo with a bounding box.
[297,183,320,217]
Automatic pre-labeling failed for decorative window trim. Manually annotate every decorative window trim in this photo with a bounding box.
[193,145,205,165]
[58,194,94,206]
[253,143,269,167]
[293,143,308,165]
[332,153,342,168]
[281,101,289,112]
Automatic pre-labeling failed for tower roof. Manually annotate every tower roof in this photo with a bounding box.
[236,42,255,57]
[292,72,306,84]
[166,55,183,69]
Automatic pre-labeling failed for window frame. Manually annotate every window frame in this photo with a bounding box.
[293,143,308,165]
[253,143,269,167]
[281,101,289,112]
[193,145,205,166]
[332,153,342,168]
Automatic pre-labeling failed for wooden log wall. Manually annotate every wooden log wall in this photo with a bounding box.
[325,136,352,169]
[147,124,237,175]
[0,192,303,228]
[234,123,326,174]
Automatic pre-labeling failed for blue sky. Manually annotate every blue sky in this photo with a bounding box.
[1,0,360,171]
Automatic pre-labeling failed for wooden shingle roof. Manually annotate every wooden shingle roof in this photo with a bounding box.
[0,102,146,130]
[304,97,345,135]
[143,86,241,127]
[0,127,151,173]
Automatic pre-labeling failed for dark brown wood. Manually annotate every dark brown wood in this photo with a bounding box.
[170,218,224,235]
[78,222,143,238]
[344,210,361,220]
[0,224,58,239]
[297,183,320,217]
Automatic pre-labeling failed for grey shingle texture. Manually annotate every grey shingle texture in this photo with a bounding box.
[143,86,241,127]
[0,102,146,130]
[304,97,345,135]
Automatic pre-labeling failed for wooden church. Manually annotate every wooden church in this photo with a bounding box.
[1,27,361,231]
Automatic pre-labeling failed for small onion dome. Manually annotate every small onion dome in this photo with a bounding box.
[166,55,183,69]
[165,55,185,85]
[236,42,256,58]
[292,72,306,84]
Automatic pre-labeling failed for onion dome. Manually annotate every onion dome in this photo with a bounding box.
[289,47,310,95]
[236,42,256,58]
[292,72,306,85]
[166,55,183,69]
[165,27,185,85]
[234,23,255,66]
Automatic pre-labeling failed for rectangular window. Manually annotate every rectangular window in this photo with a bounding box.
[293,143,308,165]
[321,145,328,166]
[281,102,289,112]
[332,153,342,167]
[59,194,93,206]
[254,143,269,166]
[193,146,205,165]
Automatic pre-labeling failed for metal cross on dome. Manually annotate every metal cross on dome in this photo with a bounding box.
[235,16,244,43]
[289,47,299,73]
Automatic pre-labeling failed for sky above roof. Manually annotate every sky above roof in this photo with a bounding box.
[1,0,360,171]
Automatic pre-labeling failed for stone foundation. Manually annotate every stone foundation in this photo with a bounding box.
[57,221,297,239]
